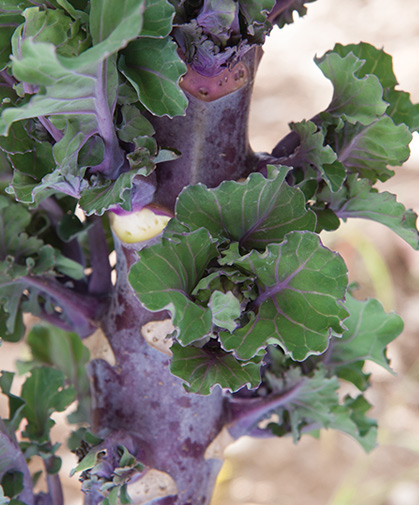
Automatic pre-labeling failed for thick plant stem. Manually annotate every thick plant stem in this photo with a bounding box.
[150,47,262,210]
[88,239,225,505]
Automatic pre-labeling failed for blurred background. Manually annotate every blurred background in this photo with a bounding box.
[1,1,419,504]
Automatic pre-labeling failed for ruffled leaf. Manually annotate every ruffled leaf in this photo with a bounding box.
[331,177,419,249]
[208,290,241,331]
[287,121,343,191]
[265,366,377,451]
[327,294,403,374]
[173,166,316,250]
[129,228,218,345]
[120,37,188,117]
[315,51,387,125]
[170,341,261,394]
[334,117,411,182]
[220,231,348,360]
[20,367,76,443]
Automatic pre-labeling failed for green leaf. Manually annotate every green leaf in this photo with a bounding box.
[170,342,261,394]
[0,308,25,343]
[384,88,419,132]
[266,367,342,440]
[129,229,218,345]
[1,472,23,499]
[141,0,175,38]
[0,372,25,434]
[79,166,153,216]
[288,121,343,192]
[89,0,145,45]
[0,13,23,71]
[315,50,387,125]
[332,42,397,89]
[120,37,187,117]
[24,324,91,423]
[208,290,241,332]
[334,117,412,182]
[18,6,91,57]
[327,294,403,374]
[116,104,154,143]
[0,0,146,194]
[331,42,419,132]
[266,366,377,451]
[173,166,316,249]
[329,395,377,452]
[329,177,419,249]
[20,367,76,442]
[238,0,274,41]
[70,449,103,477]
[220,231,349,361]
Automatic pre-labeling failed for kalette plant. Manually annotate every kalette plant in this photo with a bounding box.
[0,0,418,504]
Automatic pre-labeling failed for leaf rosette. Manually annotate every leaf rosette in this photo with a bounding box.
[130,167,350,393]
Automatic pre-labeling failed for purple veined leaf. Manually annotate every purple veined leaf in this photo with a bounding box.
[170,341,262,395]
[129,228,219,345]
[315,50,387,125]
[334,117,412,183]
[220,231,349,361]
[196,0,239,45]
[172,166,316,250]
[325,294,404,374]
[265,365,377,451]
[330,177,419,249]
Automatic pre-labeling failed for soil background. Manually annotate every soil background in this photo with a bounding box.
[1,1,419,504]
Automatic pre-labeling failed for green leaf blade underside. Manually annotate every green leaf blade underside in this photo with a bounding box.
[221,231,349,361]
[332,42,397,89]
[315,50,387,125]
[328,294,403,374]
[141,0,175,38]
[89,0,145,44]
[174,167,316,249]
[288,120,344,192]
[334,178,419,249]
[335,117,412,183]
[24,324,91,423]
[331,42,419,132]
[266,367,377,451]
[20,367,76,443]
[120,37,188,117]
[208,290,241,332]
[170,342,261,395]
[129,229,219,345]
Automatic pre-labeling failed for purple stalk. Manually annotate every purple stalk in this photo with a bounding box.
[0,69,16,87]
[86,216,112,295]
[91,59,125,179]
[24,275,103,337]
[226,381,305,439]
[88,238,225,505]
[45,460,64,505]
[267,0,296,23]
[38,116,64,142]
[270,113,322,160]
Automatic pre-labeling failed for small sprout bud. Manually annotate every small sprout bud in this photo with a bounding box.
[109,206,172,244]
